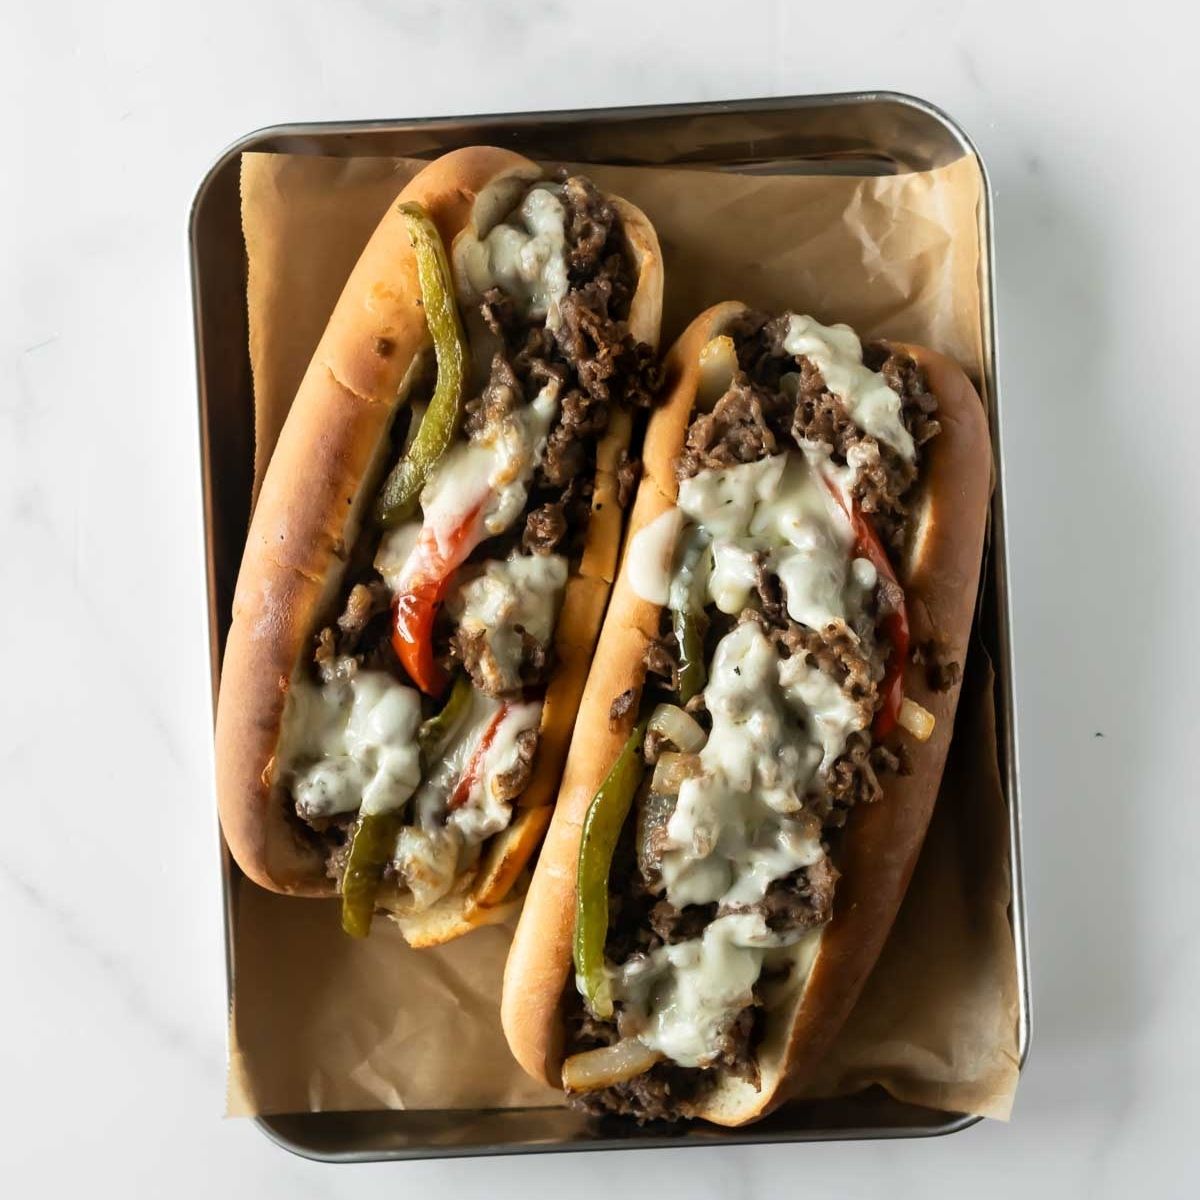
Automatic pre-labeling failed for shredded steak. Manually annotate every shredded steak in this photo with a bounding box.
[609,687,637,729]
[565,308,947,1115]
[491,728,539,803]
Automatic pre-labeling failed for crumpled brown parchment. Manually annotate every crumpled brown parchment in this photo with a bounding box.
[225,150,1019,1121]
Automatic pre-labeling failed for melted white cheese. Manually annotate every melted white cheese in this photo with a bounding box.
[608,612,868,1068]
[392,693,539,909]
[480,379,561,534]
[626,507,685,605]
[457,184,569,329]
[586,319,914,1066]
[661,622,827,909]
[613,914,820,1068]
[778,648,865,772]
[678,453,872,631]
[677,454,786,542]
[757,453,856,631]
[781,314,915,461]
[446,551,567,695]
[393,825,462,911]
[280,663,423,820]
[707,540,759,616]
[666,530,712,616]
[410,694,541,841]
[374,522,422,590]
[614,914,764,1067]
[604,625,846,1066]
[418,378,560,545]
[412,441,493,556]
[450,700,542,843]
[412,688,498,828]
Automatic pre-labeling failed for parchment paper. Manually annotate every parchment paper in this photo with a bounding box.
[228,150,1019,1121]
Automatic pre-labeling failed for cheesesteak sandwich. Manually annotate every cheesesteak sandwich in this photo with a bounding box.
[215,148,662,945]
[502,302,990,1122]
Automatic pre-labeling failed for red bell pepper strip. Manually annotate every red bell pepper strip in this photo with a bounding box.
[850,510,910,737]
[447,703,511,812]
[391,498,487,695]
[821,475,910,737]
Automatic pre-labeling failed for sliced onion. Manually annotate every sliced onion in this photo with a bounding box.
[651,751,700,797]
[562,1037,663,1093]
[648,703,706,754]
[697,334,739,409]
[898,697,936,742]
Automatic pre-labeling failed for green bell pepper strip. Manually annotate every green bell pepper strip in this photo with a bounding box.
[672,608,706,705]
[374,202,468,528]
[417,674,473,769]
[341,674,476,936]
[573,721,648,1019]
[340,810,404,938]
[668,534,708,705]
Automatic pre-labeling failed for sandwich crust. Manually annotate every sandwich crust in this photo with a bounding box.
[501,306,991,1122]
[214,148,663,946]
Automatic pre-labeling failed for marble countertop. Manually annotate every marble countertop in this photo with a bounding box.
[5,0,1196,1195]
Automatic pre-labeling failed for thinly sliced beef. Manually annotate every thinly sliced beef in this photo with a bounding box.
[676,312,944,551]
[676,376,782,479]
[569,1063,707,1124]
[636,789,675,883]
[648,899,716,944]
[448,625,549,698]
[336,581,392,649]
[913,638,963,692]
[642,632,679,689]
[568,307,946,1119]
[567,995,760,1122]
[741,607,877,721]
[712,1004,761,1088]
[728,857,839,934]
[491,728,539,803]
[824,731,887,818]
[319,814,356,883]
[560,176,619,276]
[313,580,393,683]
[521,500,568,555]
[463,352,522,439]
[866,342,941,450]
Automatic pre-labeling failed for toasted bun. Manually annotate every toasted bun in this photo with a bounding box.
[214,148,663,946]
[501,306,992,1122]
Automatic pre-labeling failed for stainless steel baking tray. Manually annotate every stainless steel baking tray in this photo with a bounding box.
[190,91,1028,1161]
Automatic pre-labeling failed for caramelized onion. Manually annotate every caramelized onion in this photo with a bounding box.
[897,696,936,742]
[650,751,700,797]
[562,1037,663,1093]
[648,703,706,754]
[697,334,738,409]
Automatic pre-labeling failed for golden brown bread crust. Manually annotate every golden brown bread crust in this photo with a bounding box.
[500,307,992,1119]
[214,149,663,942]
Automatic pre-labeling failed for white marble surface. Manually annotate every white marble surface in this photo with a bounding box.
[3,0,1197,1194]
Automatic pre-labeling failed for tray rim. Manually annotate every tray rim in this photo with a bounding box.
[255,1105,984,1165]
[188,87,1028,1162]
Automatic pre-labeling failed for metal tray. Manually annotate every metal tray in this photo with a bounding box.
[190,91,1028,1161]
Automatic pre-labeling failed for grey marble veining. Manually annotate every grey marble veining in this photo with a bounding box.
[3,0,1198,1196]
